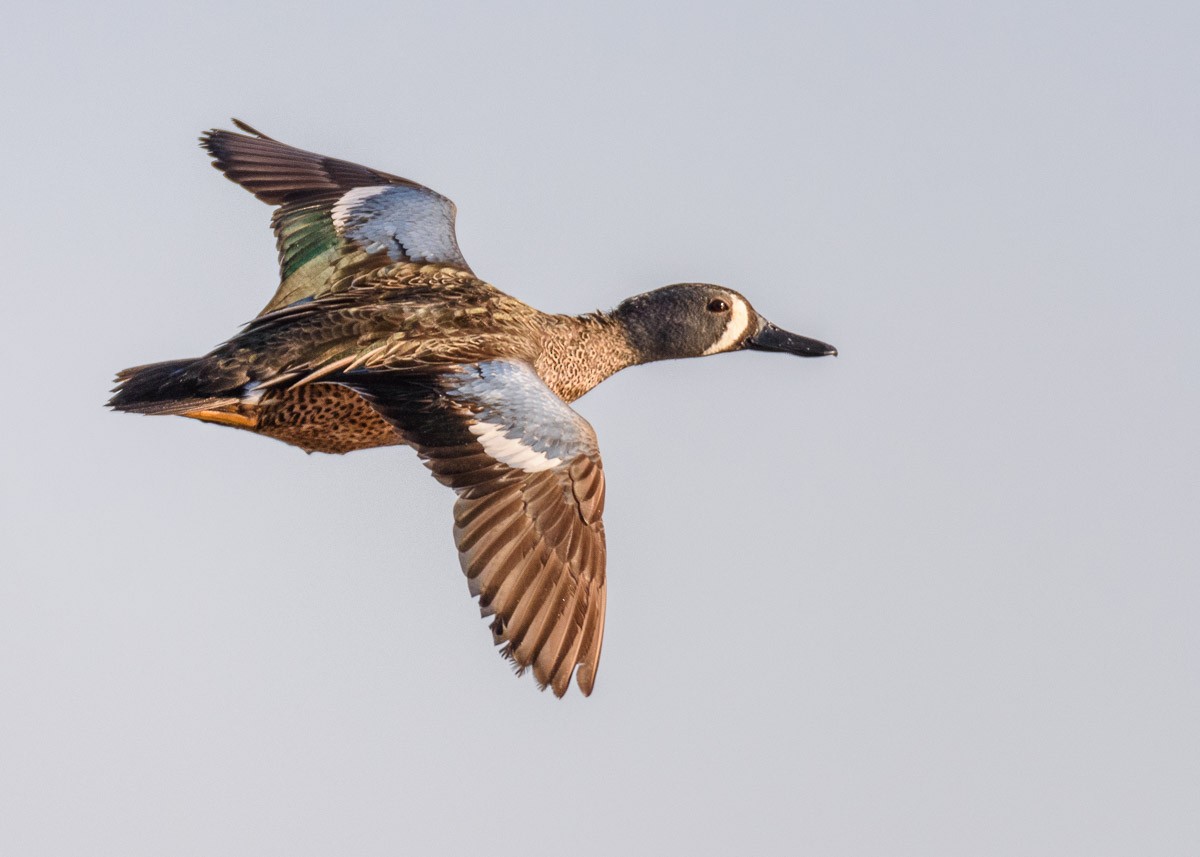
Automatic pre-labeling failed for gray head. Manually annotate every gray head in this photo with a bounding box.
[613,283,837,364]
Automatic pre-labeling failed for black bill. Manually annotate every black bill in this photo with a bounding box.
[746,322,837,357]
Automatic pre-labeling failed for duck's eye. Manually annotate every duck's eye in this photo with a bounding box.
[707,298,730,313]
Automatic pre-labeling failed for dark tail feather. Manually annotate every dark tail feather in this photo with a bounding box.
[108,358,240,415]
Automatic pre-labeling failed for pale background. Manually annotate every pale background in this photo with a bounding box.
[3,2,1198,854]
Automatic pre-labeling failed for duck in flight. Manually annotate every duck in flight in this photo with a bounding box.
[109,120,837,697]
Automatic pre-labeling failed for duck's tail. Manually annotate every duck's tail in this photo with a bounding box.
[107,357,243,416]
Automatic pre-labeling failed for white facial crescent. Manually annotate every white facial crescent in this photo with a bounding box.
[703,296,752,355]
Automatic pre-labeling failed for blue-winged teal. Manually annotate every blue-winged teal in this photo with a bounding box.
[110,121,837,697]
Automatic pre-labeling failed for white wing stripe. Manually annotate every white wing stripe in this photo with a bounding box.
[331,186,392,230]
[469,421,564,473]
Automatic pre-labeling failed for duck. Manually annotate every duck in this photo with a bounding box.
[109,120,837,697]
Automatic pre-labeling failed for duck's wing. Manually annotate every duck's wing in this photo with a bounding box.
[339,360,607,697]
[202,120,473,316]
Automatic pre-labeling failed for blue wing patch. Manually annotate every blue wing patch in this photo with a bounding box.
[333,185,468,269]
[446,361,596,472]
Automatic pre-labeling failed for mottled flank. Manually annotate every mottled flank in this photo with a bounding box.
[109,121,836,698]
[255,383,404,454]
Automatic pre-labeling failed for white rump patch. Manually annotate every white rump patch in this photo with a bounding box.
[331,186,392,230]
[703,296,752,355]
[469,421,563,473]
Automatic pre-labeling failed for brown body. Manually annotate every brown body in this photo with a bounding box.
[182,264,638,454]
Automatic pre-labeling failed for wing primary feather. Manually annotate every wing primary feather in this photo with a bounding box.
[525,563,577,689]
[501,540,558,656]
[230,118,277,140]
[514,549,571,668]
[547,597,589,697]
[455,496,522,554]
[574,581,607,696]
[461,517,529,588]
[486,531,546,623]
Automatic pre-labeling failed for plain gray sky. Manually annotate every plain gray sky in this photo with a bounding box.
[3,1,1198,854]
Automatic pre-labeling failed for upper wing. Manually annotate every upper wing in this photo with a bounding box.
[340,360,607,697]
[201,119,473,316]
